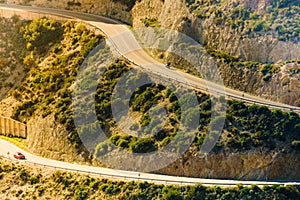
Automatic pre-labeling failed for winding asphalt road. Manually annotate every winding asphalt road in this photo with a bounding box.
[0,4,300,187]
[1,138,300,187]
[1,4,300,112]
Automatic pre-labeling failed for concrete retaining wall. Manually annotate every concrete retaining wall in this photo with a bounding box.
[0,116,26,138]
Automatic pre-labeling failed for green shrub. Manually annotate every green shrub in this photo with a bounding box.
[129,137,157,153]
[163,187,183,200]
[28,175,40,184]
[104,184,121,195]
[20,18,63,50]
[141,17,160,27]
[18,169,29,182]
[94,141,115,157]
[117,139,130,148]
[140,113,151,127]
[74,186,88,200]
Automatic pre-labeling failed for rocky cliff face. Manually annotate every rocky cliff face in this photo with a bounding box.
[197,23,300,63]
[260,62,300,105]
[219,61,300,106]
[130,0,300,63]
[157,150,300,180]
[27,114,83,162]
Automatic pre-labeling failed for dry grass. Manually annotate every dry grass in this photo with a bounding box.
[0,135,29,151]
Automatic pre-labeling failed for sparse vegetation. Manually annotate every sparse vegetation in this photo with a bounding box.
[0,16,28,97]
[10,18,102,150]
[0,158,299,199]
[141,17,160,27]
[204,46,280,81]
[187,0,300,42]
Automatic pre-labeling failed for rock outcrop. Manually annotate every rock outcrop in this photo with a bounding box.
[157,150,300,180]
[27,114,82,162]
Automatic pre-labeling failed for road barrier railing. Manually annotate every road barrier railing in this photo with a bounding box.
[1,154,299,187]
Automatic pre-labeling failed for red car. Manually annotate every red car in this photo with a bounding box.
[13,152,25,159]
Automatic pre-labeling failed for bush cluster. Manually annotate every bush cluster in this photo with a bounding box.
[91,60,300,156]
[187,0,300,42]
[141,17,160,27]
[11,18,102,149]
[1,158,300,199]
[20,18,63,51]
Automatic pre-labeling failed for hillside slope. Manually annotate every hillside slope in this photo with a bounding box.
[0,16,104,164]
[7,0,300,106]
[0,1,300,181]
[1,158,299,199]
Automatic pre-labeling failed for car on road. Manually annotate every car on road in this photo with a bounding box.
[13,152,25,159]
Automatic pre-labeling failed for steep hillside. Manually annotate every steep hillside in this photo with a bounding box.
[131,0,300,106]
[1,0,300,181]
[0,16,28,100]
[74,61,300,180]
[7,0,300,105]
[0,16,104,163]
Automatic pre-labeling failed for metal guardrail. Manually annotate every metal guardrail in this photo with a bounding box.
[0,154,197,186]
[2,154,298,187]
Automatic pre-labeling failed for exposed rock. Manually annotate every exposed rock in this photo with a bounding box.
[0,97,19,117]
[26,114,84,162]
[156,150,300,180]
[260,63,300,106]
[193,19,300,63]
[241,0,273,13]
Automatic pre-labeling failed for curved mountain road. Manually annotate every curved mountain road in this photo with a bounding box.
[1,4,300,113]
[0,4,300,187]
[1,138,300,187]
